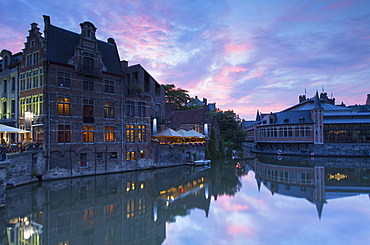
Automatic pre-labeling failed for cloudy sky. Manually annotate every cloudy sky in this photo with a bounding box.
[1,0,370,119]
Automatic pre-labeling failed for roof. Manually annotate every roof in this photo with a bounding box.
[168,108,208,129]
[282,98,352,112]
[46,24,122,75]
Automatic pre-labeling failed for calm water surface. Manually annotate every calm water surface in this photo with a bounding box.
[2,155,370,244]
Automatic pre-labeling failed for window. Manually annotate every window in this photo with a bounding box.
[83,99,94,123]
[105,126,115,142]
[155,104,161,117]
[57,213,71,234]
[58,124,71,143]
[296,126,311,137]
[11,77,15,92]
[126,199,135,218]
[83,76,94,91]
[105,204,115,222]
[83,125,94,142]
[83,208,94,227]
[155,82,161,95]
[83,57,94,73]
[138,125,146,142]
[144,72,150,92]
[33,52,39,64]
[140,150,145,158]
[126,124,135,142]
[104,80,114,93]
[138,102,145,117]
[280,127,292,137]
[126,151,135,161]
[57,71,71,87]
[126,101,135,117]
[104,101,114,118]
[110,152,118,159]
[80,153,88,167]
[58,96,70,116]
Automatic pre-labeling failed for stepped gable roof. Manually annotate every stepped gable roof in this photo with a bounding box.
[168,108,208,129]
[45,22,122,75]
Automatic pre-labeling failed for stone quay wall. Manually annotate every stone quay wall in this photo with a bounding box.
[249,142,370,157]
[0,143,206,186]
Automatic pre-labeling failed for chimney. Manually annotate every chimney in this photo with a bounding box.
[366,94,370,105]
[108,37,116,45]
[203,97,207,105]
[43,15,51,31]
[121,60,128,69]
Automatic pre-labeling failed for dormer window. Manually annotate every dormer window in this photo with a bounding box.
[80,21,97,40]
[299,117,305,122]
[284,118,289,123]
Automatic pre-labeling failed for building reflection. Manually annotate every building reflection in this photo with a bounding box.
[0,165,214,244]
[247,154,370,218]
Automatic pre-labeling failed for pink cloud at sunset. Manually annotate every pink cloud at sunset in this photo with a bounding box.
[1,0,370,120]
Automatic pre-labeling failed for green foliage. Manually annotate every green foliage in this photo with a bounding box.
[212,110,247,152]
[162,84,191,110]
[206,128,219,160]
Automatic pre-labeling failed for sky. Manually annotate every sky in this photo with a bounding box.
[1,0,370,120]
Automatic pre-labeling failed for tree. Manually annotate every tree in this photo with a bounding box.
[211,110,247,153]
[162,84,191,110]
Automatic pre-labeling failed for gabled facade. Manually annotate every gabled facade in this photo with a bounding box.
[0,50,21,130]
[18,16,126,175]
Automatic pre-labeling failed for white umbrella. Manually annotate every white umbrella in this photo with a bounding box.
[176,129,192,137]
[0,124,29,133]
[188,129,205,138]
[157,128,182,137]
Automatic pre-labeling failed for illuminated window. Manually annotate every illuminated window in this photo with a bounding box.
[140,150,145,158]
[83,208,94,227]
[58,124,71,143]
[105,126,115,142]
[137,125,146,142]
[58,96,70,116]
[138,198,146,215]
[83,125,94,142]
[126,151,135,161]
[126,124,135,142]
[126,199,135,219]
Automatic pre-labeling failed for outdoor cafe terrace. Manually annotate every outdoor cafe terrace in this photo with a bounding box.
[155,128,206,146]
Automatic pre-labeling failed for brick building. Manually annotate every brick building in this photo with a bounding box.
[0,15,168,176]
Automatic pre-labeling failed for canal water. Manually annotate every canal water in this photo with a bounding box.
[2,155,370,245]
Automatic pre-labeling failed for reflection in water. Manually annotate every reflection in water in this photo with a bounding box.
[1,156,370,244]
[249,154,370,218]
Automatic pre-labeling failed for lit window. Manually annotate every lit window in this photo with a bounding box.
[126,124,135,142]
[58,96,70,116]
[83,125,94,142]
[105,126,115,142]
